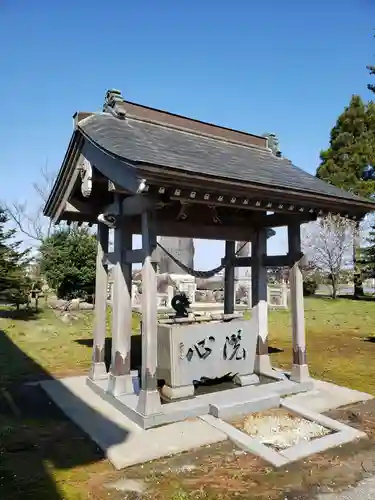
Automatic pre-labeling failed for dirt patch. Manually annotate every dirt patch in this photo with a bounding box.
[228,408,331,451]
[98,399,375,500]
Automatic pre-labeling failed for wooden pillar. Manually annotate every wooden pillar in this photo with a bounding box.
[107,220,134,396]
[89,223,109,381]
[136,211,162,416]
[224,240,235,314]
[288,223,310,382]
[252,227,273,375]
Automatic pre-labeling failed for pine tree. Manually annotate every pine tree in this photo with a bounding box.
[0,207,31,308]
[316,95,375,297]
[367,32,375,94]
[39,227,97,300]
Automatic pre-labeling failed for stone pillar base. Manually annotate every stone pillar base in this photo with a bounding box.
[254,353,273,374]
[161,384,195,401]
[136,389,162,416]
[107,373,134,397]
[233,373,259,386]
[89,362,108,381]
[254,354,287,381]
[291,364,310,383]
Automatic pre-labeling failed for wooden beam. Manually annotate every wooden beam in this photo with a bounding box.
[64,200,98,214]
[288,223,310,382]
[252,228,272,373]
[224,241,235,314]
[126,218,254,241]
[53,157,82,223]
[171,196,316,222]
[221,252,305,268]
[107,216,134,396]
[139,165,375,214]
[89,223,109,381]
[137,211,162,416]
[121,195,158,216]
[254,212,316,228]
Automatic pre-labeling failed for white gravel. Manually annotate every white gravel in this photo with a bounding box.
[242,413,331,449]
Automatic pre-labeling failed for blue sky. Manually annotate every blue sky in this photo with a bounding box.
[0,0,374,268]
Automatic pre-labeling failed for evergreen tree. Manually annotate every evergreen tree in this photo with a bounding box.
[367,32,375,94]
[316,95,375,297]
[0,207,31,308]
[40,227,97,300]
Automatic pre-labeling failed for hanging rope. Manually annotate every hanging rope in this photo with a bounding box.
[156,240,249,279]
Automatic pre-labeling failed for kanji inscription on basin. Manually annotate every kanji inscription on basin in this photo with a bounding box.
[157,318,257,388]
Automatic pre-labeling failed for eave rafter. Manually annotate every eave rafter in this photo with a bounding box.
[134,183,361,222]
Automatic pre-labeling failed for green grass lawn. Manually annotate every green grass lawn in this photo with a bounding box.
[0,297,374,499]
[268,297,375,394]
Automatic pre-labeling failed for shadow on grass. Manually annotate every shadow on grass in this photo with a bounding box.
[268,346,284,354]
[0,308,40,321]
[313,294,375,302]
[75,336,142,372]
[338,295,375,302]
[0,313,129,500]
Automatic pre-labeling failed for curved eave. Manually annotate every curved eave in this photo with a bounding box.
[44,116,375,224]
[43,130,83,219]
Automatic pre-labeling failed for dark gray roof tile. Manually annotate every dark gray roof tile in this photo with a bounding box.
[79,113,361,203]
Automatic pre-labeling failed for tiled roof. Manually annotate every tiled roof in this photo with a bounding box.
[78,112,362,203]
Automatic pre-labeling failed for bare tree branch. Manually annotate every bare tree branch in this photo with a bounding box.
[302,214,355,298]
[5,162,56,244]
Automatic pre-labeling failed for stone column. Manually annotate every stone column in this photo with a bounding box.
[252,228,273,375]
[89,223,109,381]
[288,224,310,382]
[167,284,174,307]
[281,281,288,309]
[107,220,134,396]
[136,211,162,416]
[224,240,235,314]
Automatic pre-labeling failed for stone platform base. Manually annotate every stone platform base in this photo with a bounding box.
[86,376,314,429]
[39,375,371,470]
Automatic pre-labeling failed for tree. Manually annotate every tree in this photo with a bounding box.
[361,223,375,279]
[0,207,31,308]
[316,95,375,297]
[302,215,355,299]
[6,163,56,244]
[39,227,97,300]
[368,32,375,94]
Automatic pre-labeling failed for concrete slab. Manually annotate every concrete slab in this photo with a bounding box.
[88,375,311,429]
[280,428,367,463]
[282,379,373,413]
[209,393,280,419]
[40,376,227,469]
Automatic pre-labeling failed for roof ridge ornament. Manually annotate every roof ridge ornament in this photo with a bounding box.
[103,89,127,119]
[262,132,282,157]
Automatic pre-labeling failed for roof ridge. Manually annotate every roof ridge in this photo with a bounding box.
[121,99,267,141]
[125,112,278,155]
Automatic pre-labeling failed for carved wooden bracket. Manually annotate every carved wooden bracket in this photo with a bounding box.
[97,213,117,228]
[176,202,189,221]
[79,158,93,198]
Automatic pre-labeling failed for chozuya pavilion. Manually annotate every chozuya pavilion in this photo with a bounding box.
[44,90,375,429]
